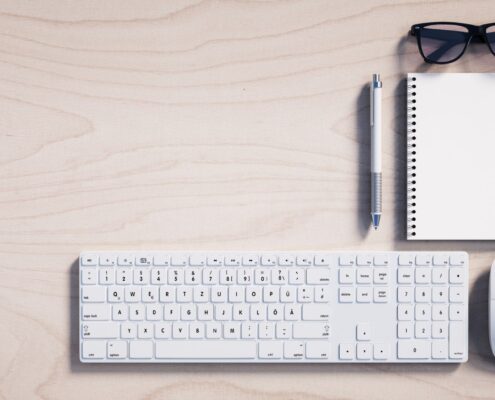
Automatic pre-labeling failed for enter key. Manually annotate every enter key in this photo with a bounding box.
[449,321,467,360]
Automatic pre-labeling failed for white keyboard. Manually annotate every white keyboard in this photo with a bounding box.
[79,251,469,363]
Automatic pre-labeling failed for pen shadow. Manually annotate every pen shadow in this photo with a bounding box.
[70,261,458,374]
[356,84,371,238]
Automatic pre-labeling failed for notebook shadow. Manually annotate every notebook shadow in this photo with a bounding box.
[69,260,458,374]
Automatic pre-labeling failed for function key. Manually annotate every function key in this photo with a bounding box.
[261,255,277,266]
[339,255,355,266]
[207,255,223,266]
[170,255,188,266]
[224,256,240,266]
[314,255,330,266]
[297,256,312,266]
[415,254,432,266]
[356,255,373,266]
[373,255,389,266]
[398,254,414,266]
[242,255,258,266]
[450,254,466,266]
[433,254,449,266]
[99,255,116,266]
[81,254,98,266]
[189,255,206,266]
[117,255,133,266]
[416,254,431,267]
[135,255,153,266]
[279,255,295,266]
[153,254,170,266]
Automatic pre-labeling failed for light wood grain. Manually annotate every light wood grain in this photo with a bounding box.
[1,1,495,399]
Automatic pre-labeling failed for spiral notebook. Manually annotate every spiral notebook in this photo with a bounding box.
[407,73,495,240]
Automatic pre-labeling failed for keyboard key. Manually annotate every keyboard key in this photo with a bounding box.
[356,254,373,266]
[356,268,372,284]
[158,341,257,359]
[397,322,413,338]
[432,305,448,321]
[207,256,223,266]
[415,268,431,284]
[108,341,127,359]
[450,254,466,266]
[357,343,372,360]
[339,255,355,266]
[171,256,187,266]
[373,255,389,266]
[117,256,133,266]
[261,255,277,266]
[82,304,110,320]
[136,255,152,266]
[81,268,97,285]
[296,256,312,266]
[81,286,106,303]
[314,255,330,266]
[293,322,330,339]
[284,342,305,359]
[129,341,153,359]
[397,341,430,359]
[415,254,432,266]
[373,287,389,303]
[432,322,448,338]
[306,342,330,359]
[449,268,464,284]
[398,254,414,266]
[356,323,371,341]
[189,255,206,266]
[339,343,354,360]
[432,268,448,284]
[449,287,464,303]
[433,254,449,266]
[373,344,390,360]
[81,254,98,266]
[449,321,466,359]
[356,287,372,303]
[224,256,240,266]
[449,304,465,321]
[307,269,330,284]
[397,268,413,284]
[339,288,354,303]
[81,322,119,339]
[82,340,106,359]
[302,304,330,321]
[259,341,283,359]
[99,255,116,266]
[339,269,355,284]
[373,268,389,284]
[432,340,448,359]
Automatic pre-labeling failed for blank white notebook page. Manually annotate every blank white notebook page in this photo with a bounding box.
[407,73,495,240]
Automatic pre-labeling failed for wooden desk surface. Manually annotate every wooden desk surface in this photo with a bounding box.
[1,1,495,399]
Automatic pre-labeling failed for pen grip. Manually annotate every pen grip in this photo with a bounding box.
[371,172,382,214]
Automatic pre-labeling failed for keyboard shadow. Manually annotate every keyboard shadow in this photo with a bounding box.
[69,260,459,374]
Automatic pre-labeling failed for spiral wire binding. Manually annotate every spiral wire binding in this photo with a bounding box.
[407,75,417,238]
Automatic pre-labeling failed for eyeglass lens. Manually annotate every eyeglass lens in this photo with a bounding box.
[419,24,470,63]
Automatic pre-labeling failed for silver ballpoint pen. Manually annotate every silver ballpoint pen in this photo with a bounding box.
[370,74,382,230]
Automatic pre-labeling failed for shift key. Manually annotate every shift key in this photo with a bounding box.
[81,322,119,339]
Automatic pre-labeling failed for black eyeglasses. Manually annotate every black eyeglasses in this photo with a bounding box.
[410,22,495,64]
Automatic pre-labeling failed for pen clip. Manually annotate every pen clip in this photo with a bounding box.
[370,84,374,126]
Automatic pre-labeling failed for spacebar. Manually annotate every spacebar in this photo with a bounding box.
[156,341,257,359]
